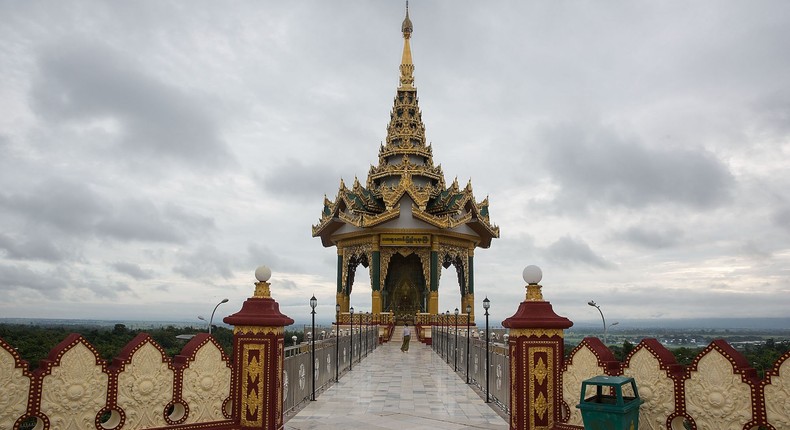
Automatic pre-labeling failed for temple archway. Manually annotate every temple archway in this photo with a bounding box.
[383,253,426,324]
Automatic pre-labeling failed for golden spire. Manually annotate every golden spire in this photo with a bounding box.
[399,2,415,90]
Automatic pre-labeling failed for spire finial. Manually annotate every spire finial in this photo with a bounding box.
[402,2,412,38]
[399,2,415,90]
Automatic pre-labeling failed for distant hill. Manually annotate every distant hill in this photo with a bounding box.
[3,317,788,331]
[0,318,207,330]
[571,317,790,330]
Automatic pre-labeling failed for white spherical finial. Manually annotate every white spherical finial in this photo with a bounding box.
[522,265,542,284]
[255,265,272,282]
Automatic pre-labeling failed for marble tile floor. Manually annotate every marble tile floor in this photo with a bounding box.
[285,330,508,430]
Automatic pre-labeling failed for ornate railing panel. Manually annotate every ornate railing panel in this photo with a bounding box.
[431,327,510,413]
[765,350,790,429]
[282,327,379,416]
[0,337,31,429]
[0,329,383,430]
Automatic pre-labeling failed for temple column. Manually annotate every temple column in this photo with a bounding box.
[502,267,573,430]
[336,248,348,312]
[371,241,382,314]
[429,236,439,314]
[224,266,294,430]
[467,248,475,321]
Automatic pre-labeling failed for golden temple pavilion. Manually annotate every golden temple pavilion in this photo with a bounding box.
[312,6,499,324]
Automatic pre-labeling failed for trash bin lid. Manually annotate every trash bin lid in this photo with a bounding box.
[583,375,634,387]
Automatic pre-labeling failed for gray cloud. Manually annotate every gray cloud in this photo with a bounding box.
[615,225,683,250]
[545,236,614,269]
[96,199,186,243]
[0,263,66,296]
[246,243,303,274]
[0,178,214,244]
[111,262,154,280]
[277,279,299,291]
[260,159,358,201]
[773,207,790,233]
[30,40,233,168]
[536,123,735,211]
[173,245,233,280]
[0,232,69,262]
[0,179,104,234]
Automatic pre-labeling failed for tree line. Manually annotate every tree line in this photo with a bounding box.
[566,339,789,378]
[0,323,305,370]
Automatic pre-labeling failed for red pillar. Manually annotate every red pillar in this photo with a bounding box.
[502,266,573,430]
[224,267,294,430]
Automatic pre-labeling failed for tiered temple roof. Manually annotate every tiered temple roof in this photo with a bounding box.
[313,6,499,247]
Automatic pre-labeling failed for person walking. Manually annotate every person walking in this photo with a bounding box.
[401,324,411,352]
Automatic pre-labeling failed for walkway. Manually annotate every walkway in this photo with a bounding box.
[285,328,508,430]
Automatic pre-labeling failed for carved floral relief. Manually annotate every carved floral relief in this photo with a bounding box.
[182,342,231,424]
[562,346,605,427]
[623,348,674,430]
[764,355,790,429]
[0,344,29,429]
[116,342,173,429]
[39,342,108,430]
[685,351,751,430]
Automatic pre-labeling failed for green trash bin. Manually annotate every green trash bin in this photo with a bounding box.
[576,375,643,430]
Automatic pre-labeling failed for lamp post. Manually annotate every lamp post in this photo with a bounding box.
[588,300,611,345]
[335,304,340,382]
[365,312,369,358]
[608,321,619,344]
[207,298,229,335]
[357,312,362,363]
[292,335,298,347]
[197,315,208,331]
[349,306,354,371]
[309,295,317,401]
[465,304,471,384]
[445,310,450,364]
[483,296,490,403]
[441,313,445,358]
[454,308,459,372]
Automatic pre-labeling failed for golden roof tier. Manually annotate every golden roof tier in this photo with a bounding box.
[312,6,499,248]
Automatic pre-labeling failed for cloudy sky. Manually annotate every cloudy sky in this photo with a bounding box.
[1,1,789,327]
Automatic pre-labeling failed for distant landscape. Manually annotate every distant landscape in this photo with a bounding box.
[2,316,788,332]
[1,317,787,378]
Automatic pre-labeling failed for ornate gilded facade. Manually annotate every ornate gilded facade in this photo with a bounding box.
[313,6,498,322]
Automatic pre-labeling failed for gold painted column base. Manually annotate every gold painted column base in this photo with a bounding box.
[463,293,475,323]
[337,293,351,313]
[372,290,382,314]
[428,291,438,315]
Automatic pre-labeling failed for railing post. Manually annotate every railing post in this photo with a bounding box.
[224,266,294,430]
[502,266,573,430]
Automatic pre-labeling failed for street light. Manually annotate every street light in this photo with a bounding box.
[357,312,362,363]
[483,296,490,403]
[365,312,370,358]
[445,310,450,364]
[437,313,445,357]
[609,321,620,343]
[454,308,459,372]
[309,295,317,401]
[349,306,354,371]
[335,303,340,382]
[207,298,229,335]
[465,304,471,384]
[197,315,208,331]
[588,300,611,345]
